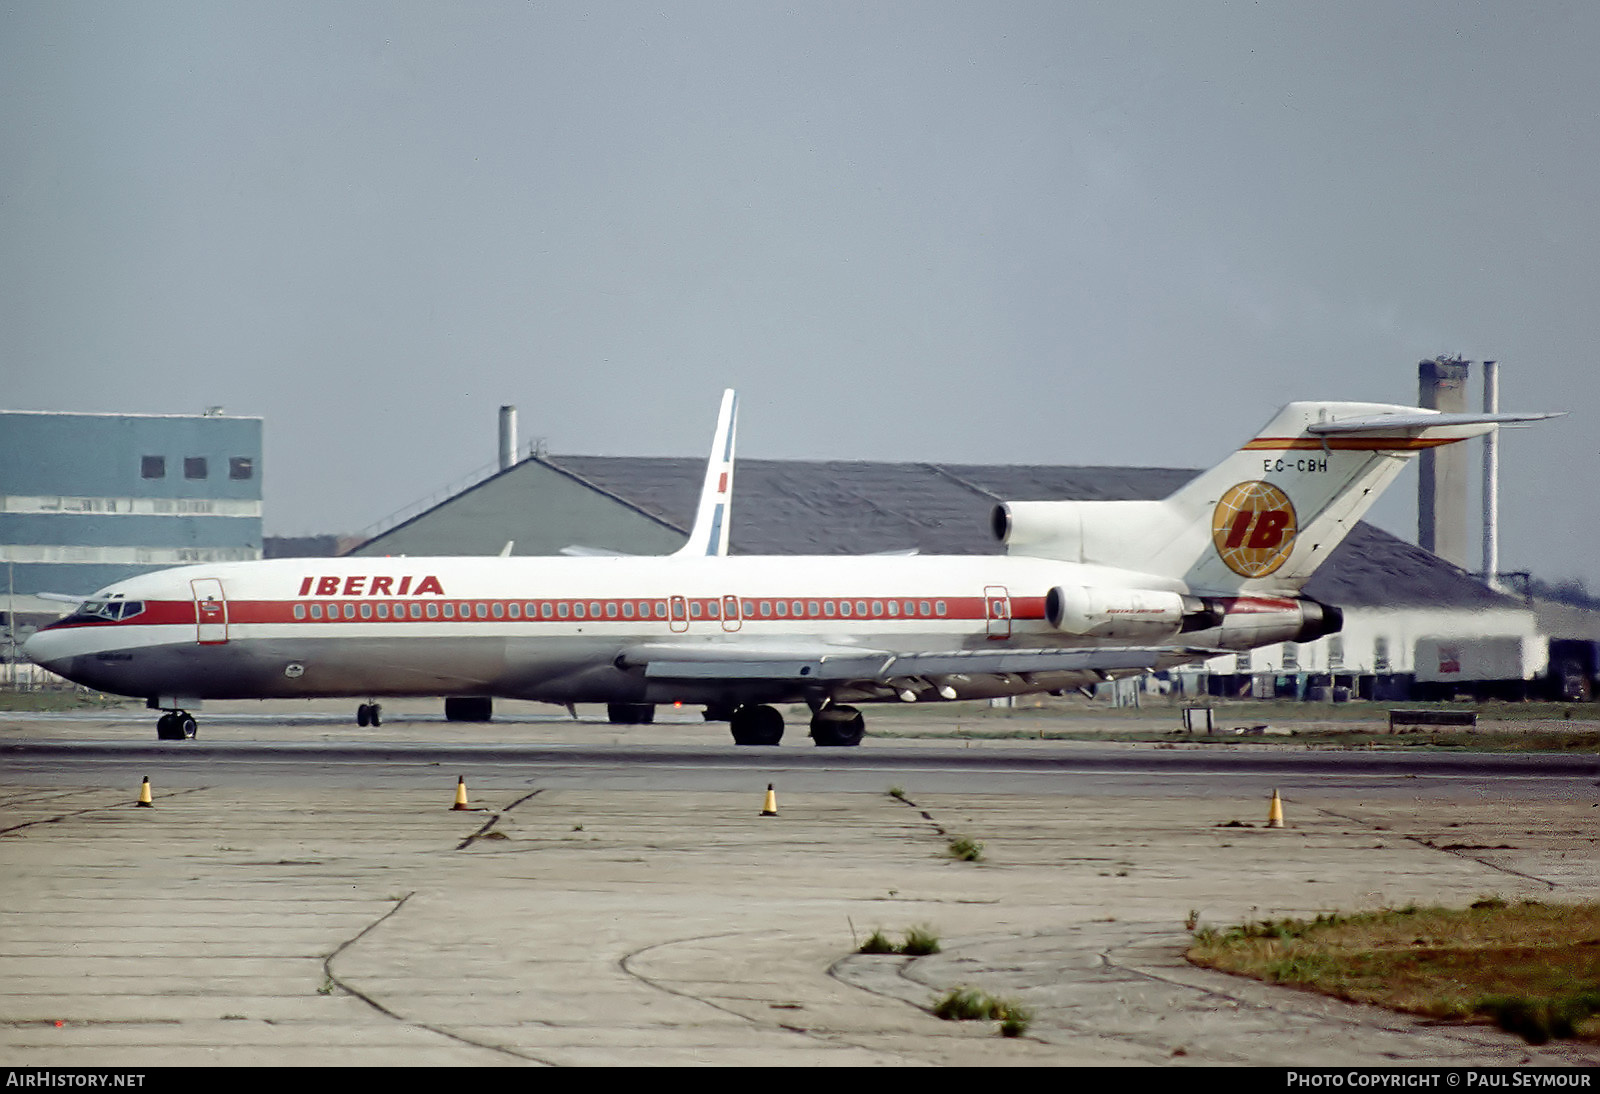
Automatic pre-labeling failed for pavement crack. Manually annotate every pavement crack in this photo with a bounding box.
[1310,803,1559,890]
[324,891,557,1065]
[887,791,949,837]
[1401,834,1559,889]
[620,931,886,1056]
[0,785,209,835]
[454,787,544,850]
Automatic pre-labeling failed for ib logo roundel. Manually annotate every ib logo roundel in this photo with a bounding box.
[1211,481,1297,578]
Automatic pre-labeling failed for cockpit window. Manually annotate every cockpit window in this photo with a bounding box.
[66,599,145,624]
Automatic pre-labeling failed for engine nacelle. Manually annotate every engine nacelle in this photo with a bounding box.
[1046,585,1207,641]
[1188,596,1345,649]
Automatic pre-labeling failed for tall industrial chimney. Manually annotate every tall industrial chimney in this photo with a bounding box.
[1418,358,1471,568]
[498,406,518,471]
[1481,360,1500,589]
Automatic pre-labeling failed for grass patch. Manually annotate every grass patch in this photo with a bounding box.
[0,689,132,712]
[933,987,1033,1036]
[858,924,942,956]
[1187,901,1600,1044]
[901,924,942,955]
[947,835,985,862]
[857,929,898,955]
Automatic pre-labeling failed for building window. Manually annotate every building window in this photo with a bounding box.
[184,457,208,480]
[141,456,166,479]
[229,457,254,480]
[1374,636,1391,673]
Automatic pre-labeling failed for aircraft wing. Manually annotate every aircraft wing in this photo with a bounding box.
[618,641,1211,684]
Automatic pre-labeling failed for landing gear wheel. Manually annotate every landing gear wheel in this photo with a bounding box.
[356,702,383,727]
[729,704,784,746]
[445,697,493,722]
[810,705,865,747]
[607,703,655,725]
[157,712,197,740]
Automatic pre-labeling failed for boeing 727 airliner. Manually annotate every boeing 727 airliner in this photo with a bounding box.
[23,393,1554,745]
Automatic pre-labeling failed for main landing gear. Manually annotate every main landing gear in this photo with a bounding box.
[809,704,865,747]
[725,703,866,747]
[607,703,655,725]
[155,711,197,741]
[356,702,383,727]
[729,704,785,746]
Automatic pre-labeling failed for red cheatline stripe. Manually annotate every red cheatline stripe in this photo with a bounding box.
[50,595,1053,629]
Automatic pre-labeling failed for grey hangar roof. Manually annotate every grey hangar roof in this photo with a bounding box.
[350,455,1514,612]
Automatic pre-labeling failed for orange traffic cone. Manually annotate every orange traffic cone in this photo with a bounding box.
[452,776,471,811]
[760,783,778,817]
[136,776,153,808]
[1266,788,1285,828]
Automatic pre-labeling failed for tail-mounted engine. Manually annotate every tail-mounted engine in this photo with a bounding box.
[1043,585,1342,648]
[1184,595,1344,649]
[1045,586,1218,641]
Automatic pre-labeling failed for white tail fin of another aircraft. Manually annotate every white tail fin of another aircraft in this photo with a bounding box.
[672,388,738,558]
[996,401,1560,595]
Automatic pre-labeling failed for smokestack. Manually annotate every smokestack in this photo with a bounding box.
[1418,358,1471,567]
[498,405,517,471]
[1481,360,1500,590]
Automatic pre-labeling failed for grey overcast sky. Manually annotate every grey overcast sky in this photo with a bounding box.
[3,2,1596,587]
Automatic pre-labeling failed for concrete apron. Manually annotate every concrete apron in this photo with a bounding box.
[1,785,1596,1066]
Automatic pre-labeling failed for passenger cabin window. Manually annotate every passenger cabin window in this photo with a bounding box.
[229,457,254,480]
[184,457,208,480]
[141,456,166,479]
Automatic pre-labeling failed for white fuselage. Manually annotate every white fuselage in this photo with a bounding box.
[24,552,1304,708]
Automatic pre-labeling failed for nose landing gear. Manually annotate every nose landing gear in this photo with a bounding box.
[356,702,383,727]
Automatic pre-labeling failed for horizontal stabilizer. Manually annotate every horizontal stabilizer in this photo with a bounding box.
[1307,410,1562,435]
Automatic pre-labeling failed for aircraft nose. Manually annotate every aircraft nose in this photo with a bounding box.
[21,627,75,674]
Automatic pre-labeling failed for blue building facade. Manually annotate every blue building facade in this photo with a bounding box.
[0,411,263,597]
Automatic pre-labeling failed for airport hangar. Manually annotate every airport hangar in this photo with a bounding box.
[0,409,262,678]
[340,447,1541,704]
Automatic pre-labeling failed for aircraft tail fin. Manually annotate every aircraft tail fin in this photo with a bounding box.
[996,401,1559,594]
[672,389,738,558]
